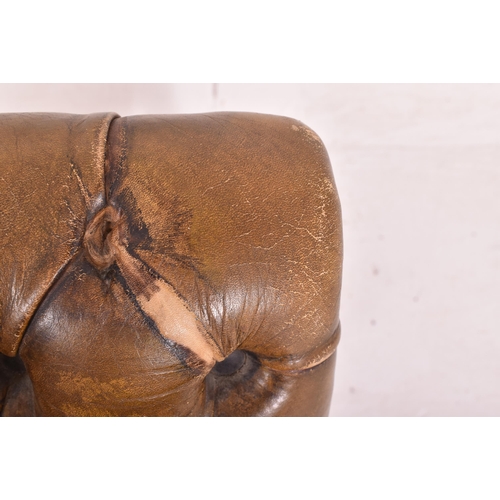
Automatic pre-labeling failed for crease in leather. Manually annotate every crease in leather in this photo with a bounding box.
[100,119,227,369]
[83,204,225,369]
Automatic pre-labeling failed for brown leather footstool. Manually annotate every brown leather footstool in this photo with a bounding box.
[0,112,342,416]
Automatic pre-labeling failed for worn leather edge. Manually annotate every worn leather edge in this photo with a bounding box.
[256,323,341,373]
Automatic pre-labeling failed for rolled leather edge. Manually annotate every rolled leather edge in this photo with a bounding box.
[255,323,341,372]
[0,112,118,356]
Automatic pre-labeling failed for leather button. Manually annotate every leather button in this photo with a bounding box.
[210,350,247,377]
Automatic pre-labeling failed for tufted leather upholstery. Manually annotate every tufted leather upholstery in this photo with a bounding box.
[0,112,342,416]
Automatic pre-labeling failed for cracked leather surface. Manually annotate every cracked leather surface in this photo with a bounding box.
[0,112,342,416]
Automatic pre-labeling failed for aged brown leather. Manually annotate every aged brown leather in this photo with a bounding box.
[0,112,342,416]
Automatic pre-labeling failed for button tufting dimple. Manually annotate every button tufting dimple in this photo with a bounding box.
[83,205,125,272]
[211,350,248,377]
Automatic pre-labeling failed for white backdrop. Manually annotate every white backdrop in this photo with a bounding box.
[1,83,497,416]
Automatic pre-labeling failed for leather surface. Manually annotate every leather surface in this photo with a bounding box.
[0,112,342,416]
[0,112,117,356]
